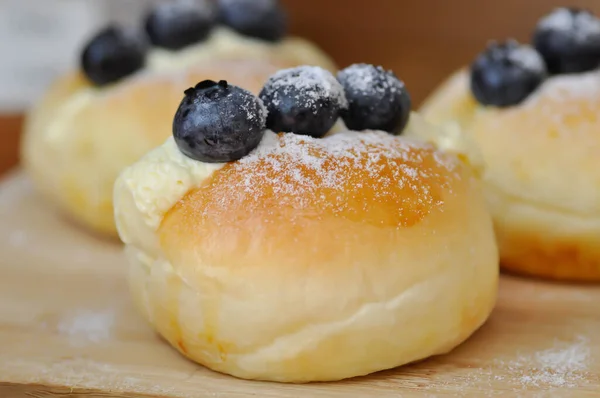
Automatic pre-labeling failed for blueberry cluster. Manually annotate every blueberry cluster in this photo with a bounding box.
[81,0,287,87]
[470,7,600,107]
[172,64,412,163]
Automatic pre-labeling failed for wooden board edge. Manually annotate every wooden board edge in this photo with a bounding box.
[0,382,168,398]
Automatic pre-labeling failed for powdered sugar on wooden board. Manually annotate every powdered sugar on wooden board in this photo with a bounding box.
[57,309,116,345]
[417,336,595,396]
[501,335,592,389]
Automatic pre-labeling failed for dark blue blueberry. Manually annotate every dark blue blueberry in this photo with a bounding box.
[81,26,147,86]
[337,64,411,135]
[145,0,216,50]
[259,66,347,138]
[533,8,600,74]
[470,40,547,107]
[173,80,266,163]
[217,0,287,42]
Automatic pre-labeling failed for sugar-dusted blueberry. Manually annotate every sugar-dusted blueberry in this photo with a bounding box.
[81,25,147,86]
[145,0,216,50]
[259,66,347,138]
[337,64,411,135]
[533,7,600,74]
[173,80,266,163]
[470,40,547,107]
[217,0,287,42]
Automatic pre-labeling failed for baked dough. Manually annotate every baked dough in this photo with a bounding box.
[113,114,499,382]
[22,28,336,237]
[420,68,600,281]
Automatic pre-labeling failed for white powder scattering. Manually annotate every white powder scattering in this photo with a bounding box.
[188,130,460,228]
[538,7,600,42]
[57,309,115,344]
[519,336,591,387]
[420,336,593,395]
[337,63,405,96]
[261,66,348,111]
[497,336,591,390]
[524,69,600,107]
[232,86,268,125]
[507,44,547,74]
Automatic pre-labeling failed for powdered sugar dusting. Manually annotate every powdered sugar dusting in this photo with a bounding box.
[507,336,591,388]
[57,309,115,345]
[508,44,547,74]
[524,68,600,107]
[538,8,600,43]
[226,86,268,126]
[261,66,348,110]
[189,130,461,227]
[424,335,594,394]
[338,63,405,96]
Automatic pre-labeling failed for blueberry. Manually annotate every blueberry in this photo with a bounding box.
[337,64,411,135]
[173,80,266,163]
[145,0,216,50]
[470,40,547,107]
[81,26,147,86]
[217,0,287,42]
[533,7,600,74]
[259,66,347,138]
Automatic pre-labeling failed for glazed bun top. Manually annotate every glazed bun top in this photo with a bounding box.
[419,7,600,217]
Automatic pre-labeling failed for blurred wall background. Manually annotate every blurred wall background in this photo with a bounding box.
[1,0,599,175]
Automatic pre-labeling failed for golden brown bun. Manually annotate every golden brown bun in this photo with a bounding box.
[420,69,600,281]
[114,128,499,382]
[21,58,311,237]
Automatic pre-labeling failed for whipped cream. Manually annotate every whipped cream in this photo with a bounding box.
[148,27,282,72]
[116,136,225,231]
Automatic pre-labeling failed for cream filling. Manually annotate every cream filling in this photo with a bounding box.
[148,27,286,72]
[115,136,227,231]
[44,27,321,150]
[44,27,300,158]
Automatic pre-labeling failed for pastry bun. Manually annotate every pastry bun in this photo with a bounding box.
[21,7,337,237]
[22,58,319,237]
[421,68,600,281]
[114,116,498,382]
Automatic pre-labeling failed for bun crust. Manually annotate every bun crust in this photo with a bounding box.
[115,130,499,382]
[421,69,600,281]
[22,52,324,236]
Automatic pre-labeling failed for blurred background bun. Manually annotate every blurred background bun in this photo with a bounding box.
[2,0,600,174]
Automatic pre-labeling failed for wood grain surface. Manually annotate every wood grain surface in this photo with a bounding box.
[1,170,599,397]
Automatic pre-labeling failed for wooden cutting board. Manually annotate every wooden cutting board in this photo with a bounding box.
[1,170,600,398]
